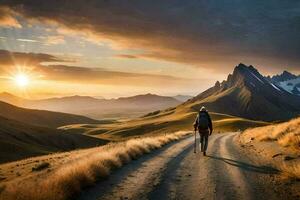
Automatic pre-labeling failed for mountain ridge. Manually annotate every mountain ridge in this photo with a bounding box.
[181,63,300,121]
[267,70,299,83]
[265,71,300,96]
[0,93,182,119]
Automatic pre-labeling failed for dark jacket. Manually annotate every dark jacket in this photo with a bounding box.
[194,111,213,133]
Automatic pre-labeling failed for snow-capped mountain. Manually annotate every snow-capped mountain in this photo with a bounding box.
[266,71,298,83]
[277,77,300,96]
[267,71,300,96]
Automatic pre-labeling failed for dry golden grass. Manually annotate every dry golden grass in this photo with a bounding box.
[280,161,300,178]
[241,117,300,178]
[62,108,267,141]
[0,131,189,200]
[242,117,300,149]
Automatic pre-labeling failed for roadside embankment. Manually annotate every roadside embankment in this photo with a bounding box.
[238,118,300,197]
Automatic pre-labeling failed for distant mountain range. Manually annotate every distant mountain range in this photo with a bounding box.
[181,63,300,121]
[0,93,184,119]
[172,95,193,102]
[266,70,299,83]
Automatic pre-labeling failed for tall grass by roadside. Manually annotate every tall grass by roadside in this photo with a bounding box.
[0,131,189,200]
[280,161,300,178]
[242,117,300,149]
[241,117,300,178]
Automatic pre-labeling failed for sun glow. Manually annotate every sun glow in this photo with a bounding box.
[14,73,29,87]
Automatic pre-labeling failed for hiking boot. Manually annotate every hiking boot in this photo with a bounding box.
[203,151,206,156]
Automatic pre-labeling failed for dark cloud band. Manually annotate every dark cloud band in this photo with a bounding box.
[0,49,62,65]
[1,0,300,72]
[0,49,199,87]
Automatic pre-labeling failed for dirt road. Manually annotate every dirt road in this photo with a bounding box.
[77,132,293,200]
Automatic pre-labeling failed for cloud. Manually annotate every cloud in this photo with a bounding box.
[39,64,197,87]
[0,49,199,87]
[0,49,64,66]
[1,1,300,72]
[42,35,65,45]
[115,54,139,59]
[17,38,39,43]
[0,6,21,28]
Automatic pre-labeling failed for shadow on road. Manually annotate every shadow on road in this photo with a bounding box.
[76,136,191,200]
[207,155,279,174]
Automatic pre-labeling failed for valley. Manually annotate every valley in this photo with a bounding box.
[1,63,299,163]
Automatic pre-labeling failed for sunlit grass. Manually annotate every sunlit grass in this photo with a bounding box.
[243,117,300,149]
[241,117,300,178]
[0,131,189,200]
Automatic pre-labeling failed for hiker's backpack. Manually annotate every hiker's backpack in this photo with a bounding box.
[197,112,209,130]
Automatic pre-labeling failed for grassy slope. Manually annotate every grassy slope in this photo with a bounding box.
[0,101,99,128]
[240,117,300,151]
[239,117,300,178]
[61,103,269,141]
[0,116,108,164]
[186,86,284,122]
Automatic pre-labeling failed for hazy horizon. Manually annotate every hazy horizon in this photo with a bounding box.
[0,64,297,99]
[0,90,195,100]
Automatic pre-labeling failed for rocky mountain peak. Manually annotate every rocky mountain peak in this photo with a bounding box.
[270,70,298,83]
[214,81,221,88]
[226,63,266,88]
[188,63,300,121]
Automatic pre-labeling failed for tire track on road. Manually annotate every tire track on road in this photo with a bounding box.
[148,133,225,200]
[225,134,280,200]
[78,132,285,200]
[217,133,252,200]
[77,136,193,200]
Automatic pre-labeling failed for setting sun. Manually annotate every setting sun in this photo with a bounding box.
[14,73,29,87]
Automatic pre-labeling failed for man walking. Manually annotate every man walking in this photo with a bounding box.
[193,106,213,156]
